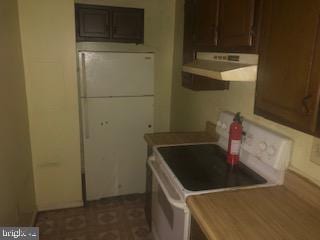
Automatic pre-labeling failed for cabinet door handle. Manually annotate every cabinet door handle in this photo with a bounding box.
[302,94,312,114]
[212,25,218,46]
[249,28,255,46]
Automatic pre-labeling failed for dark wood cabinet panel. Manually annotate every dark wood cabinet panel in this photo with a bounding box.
[190,217,208,240]
[112,8,144,43]
[75,4,144,43]
[183,0,196,64]
[182,73,229,91]
[182,0,230,91]
[76,5,110,41]
[218,0,262,51]
[255,0,320,135]
[194,0,220,50]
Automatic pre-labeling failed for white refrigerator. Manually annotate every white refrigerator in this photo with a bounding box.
[78,51,154,201]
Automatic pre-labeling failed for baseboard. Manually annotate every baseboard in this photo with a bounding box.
[37,200,84,212]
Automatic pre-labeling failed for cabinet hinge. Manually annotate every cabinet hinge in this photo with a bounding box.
[249,28,256,46]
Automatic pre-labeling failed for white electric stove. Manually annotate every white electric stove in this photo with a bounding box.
[148,111,292,240]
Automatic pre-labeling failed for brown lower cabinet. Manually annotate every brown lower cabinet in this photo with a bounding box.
[255,0,320,136]
[145,146,153,229]
[190,217,208,240]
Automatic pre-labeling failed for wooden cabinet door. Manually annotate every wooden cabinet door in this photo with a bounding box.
[145,147,153,229]
[190,217,208,240]
[182,0,229,91]
[194,0,220,50]
[255,0,320,135]
[76,5,110,41]
[111,8,144,43]
[218,0,260,51]
[183,0,195,64]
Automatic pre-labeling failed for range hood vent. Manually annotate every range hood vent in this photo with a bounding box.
[182,52,259,82]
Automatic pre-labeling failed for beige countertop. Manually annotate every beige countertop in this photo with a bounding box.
[187,171,320,240]
[144,122,218,147]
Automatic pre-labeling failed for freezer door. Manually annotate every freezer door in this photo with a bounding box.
[79,52,154,97]
[81,97,154,200]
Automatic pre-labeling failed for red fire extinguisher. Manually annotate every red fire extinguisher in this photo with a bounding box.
[227,112,243,166]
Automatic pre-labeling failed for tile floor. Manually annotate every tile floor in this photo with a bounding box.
[35,194,152,240]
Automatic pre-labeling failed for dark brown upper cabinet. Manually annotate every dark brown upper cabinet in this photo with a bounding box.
[182,0,229,91]
[112,8,144,43]
[184,0,196,64]
[194,0,220,50]
[255,0,320,136]
[218,0,261,51]
[75,4,144,44]
[77,6,110,41]
[193,0,262,53]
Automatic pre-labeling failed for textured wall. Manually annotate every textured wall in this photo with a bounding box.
[0,0,36,225]
[18,0,83,210]
[170,0,320,186]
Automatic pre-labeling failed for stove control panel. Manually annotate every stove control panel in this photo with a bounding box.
[241,122,292,171]
[216,111,293,174]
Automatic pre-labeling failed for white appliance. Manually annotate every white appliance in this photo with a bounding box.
[182,52,259,81]
[79,51,154,201]
[148,111,292,240]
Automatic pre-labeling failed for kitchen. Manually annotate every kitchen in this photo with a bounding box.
[1,0,320,239]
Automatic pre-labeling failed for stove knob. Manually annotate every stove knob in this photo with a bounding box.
[267,146,276,156]
[221,123,227,130]
[245,134,253,146]
[259,142,267,151]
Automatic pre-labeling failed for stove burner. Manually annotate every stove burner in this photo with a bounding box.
[158,144,267,191]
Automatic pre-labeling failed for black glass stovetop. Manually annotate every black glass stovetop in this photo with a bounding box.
[157,144,267,191]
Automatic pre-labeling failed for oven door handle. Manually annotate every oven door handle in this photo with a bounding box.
[148,157,186,210]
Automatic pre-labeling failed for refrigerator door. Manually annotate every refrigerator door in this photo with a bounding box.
[81,96,154,200]
[79,51,154,97]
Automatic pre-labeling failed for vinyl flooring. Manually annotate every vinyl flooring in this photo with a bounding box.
[35,194,152,240]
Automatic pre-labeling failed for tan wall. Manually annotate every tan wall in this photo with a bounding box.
[0,0,36,225]
[18,0,83,210]
[171,0,320,186]
[75,0,176,131]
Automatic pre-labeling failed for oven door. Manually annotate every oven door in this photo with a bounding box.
[148,156,190,240]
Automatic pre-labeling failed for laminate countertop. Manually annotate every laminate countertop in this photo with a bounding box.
[187,171,320,240]
[144,122,218,147]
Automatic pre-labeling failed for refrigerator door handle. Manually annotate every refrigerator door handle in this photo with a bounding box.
[83,98,90,139]
[80,53,88,98]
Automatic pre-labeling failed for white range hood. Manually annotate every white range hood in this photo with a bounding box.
[182,52,259,82]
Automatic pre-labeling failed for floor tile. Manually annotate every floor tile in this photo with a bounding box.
[36,194,151,240]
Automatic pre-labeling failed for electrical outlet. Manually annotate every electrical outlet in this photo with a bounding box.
[310,138,320,166]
